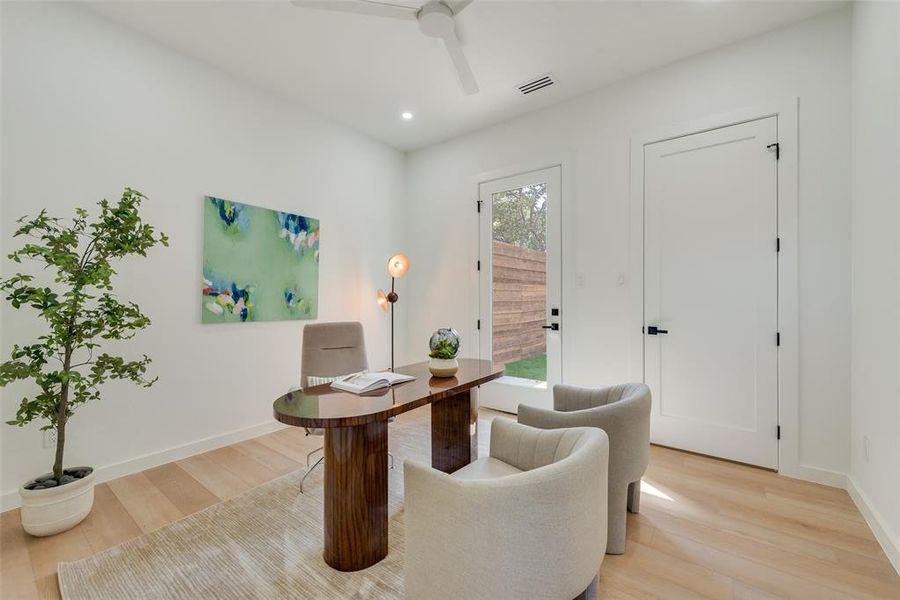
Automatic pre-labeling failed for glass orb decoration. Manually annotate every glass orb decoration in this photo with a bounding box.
[429,328,460,357]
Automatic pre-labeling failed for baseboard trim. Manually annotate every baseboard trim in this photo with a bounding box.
[846,475,900,574]
[1,419,286,512]
[779,464,848,489]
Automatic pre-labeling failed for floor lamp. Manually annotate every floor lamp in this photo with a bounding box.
[377,253,410,372]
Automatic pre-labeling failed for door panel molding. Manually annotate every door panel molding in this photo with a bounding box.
[629,99,809,481]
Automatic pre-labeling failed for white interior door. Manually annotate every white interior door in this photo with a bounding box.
[644,117,779,468]
[478,166,561,413]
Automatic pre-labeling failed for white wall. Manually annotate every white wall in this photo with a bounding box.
[0,2,406,506]
[849,1,900,570]
[405,9,852,480]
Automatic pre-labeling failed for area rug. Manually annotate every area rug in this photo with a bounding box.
[58,413,483,599]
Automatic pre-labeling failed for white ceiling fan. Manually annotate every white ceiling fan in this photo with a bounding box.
[293,0,479,95]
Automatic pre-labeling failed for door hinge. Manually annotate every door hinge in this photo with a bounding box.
[477,319,481,330]
[476,200,483,213]
[767,142,780,160]
[776,332,781,346]
[477,260,481,271]
[776,237,781,252]
[777,425,781,440]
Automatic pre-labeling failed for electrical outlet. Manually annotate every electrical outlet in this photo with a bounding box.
[863,436,870,462]
[42,429,57,449]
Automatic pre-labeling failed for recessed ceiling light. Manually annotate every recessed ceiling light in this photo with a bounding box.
[401,112,413,120]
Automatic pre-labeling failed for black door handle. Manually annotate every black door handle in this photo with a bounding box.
[542,323,559,331]
[647,326,668,335]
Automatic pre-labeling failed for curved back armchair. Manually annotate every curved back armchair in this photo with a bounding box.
[300,321,369,388]
[518,383,651,555]
[404,419,609,600]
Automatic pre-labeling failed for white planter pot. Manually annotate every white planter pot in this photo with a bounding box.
[19,468,95,537]
[429,357,459,378]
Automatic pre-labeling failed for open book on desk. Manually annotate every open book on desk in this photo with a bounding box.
[331,371,416,394]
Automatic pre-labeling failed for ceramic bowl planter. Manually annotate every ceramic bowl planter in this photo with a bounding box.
[19,467,95,537]
[428,357,459,378]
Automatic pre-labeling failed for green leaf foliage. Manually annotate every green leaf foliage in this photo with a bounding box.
[491,183,547,251]
[0,188,167,479]
[429,339,458,360]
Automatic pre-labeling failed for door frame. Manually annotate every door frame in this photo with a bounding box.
[628,99,811,482]
[470,154,573,404]
[477,166,562,411]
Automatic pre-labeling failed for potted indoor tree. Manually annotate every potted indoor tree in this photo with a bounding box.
[0,188,167,536]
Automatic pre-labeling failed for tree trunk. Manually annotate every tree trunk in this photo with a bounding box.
[53,405,66,481]
[53,347,72,481]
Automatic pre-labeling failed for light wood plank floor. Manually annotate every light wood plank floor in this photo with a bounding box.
[1,407,898,599]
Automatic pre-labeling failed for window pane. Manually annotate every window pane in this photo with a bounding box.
[491,183,547,382]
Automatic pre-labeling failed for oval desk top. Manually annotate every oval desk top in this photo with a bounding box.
[273,359,504,429]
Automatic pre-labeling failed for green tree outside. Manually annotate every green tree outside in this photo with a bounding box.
[491,183,547,251]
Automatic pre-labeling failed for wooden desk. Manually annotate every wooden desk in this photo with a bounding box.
[273,359,503,572]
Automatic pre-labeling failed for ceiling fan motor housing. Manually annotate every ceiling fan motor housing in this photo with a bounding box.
[418,1,455,38]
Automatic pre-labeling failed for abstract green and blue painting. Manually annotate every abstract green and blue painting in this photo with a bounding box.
[202,196,319,323]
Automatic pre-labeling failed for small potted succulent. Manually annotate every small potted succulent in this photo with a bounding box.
[428,328,460,378]
[0,189,167,536]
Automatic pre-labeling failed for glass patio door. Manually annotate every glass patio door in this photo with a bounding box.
[478,166,561,413]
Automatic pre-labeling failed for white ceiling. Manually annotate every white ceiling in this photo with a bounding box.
[86,0,843,151]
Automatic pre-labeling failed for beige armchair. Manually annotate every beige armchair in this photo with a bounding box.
[518,383,651,555]
[404,418,609,600]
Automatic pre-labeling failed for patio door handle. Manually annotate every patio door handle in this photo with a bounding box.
[647,326,668,335]
[542,323,559,331]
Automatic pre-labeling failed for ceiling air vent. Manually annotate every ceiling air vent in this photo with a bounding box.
[517,74,555,95]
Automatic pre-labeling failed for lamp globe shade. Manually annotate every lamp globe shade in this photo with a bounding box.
[388,254,410,278]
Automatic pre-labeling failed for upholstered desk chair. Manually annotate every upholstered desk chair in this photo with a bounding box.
[518,383,651,555]
[404,419,609,600]
[297,321,393,492]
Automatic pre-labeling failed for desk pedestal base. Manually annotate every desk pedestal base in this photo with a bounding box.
[320,389,479,571]
[432,389,478,474]
[323,421,388,571]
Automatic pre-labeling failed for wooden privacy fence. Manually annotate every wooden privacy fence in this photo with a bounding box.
[492,241,546,366]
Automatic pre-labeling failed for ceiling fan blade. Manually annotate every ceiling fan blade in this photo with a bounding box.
[442,33,479,95]
[445,0,473,16]
[292,0,418,21]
